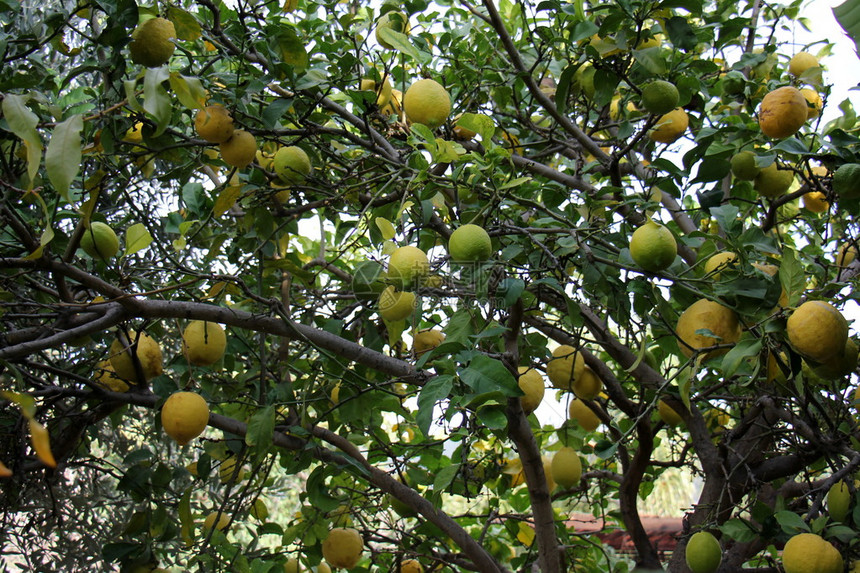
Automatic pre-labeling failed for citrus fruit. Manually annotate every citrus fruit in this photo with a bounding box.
[786,301,848,363]
[551,446,582,488]
[782,532,843,573]
[640,80,680,115]
[318,564,331,573]
[378,286,416,321]
[203,511,230,532]
[827,480,852,522]
[675,299,741,359]
[94,360,130,392]
[110,332,163,382]
[833,163,860,200]
[789,51,819,78]
[219,456,247,483]
[685,531,722,573]
[721,70,746,96]
[543,457,556,492]
[704,252,738,280]
[161,391,210,446]
[195,105,235,143]
[837,242,860,267]
[800,88,823,119]
[283,558,300,573]
[546,344,585,391]
[803,191,829,213]
[388,245,430,289]
[572,367,603,400]
[568,399,601,432]
[730,150,761,180]
[403,79,451,129]
[648,108,688,144]
[629,220,677,272]
[448,223,493,263]
[400,559,423,573]
[754,163,794,198]
[351,261,387,301]
[219,130,257,168]
[375,11,410,49]
[361,77,393,107]
[273,146,311,184]
[322,527,363,569]
[658,399,684,426]
[813,338,858,379]
[517,367,545,414]
[182,321,227,366]
[129,17,176,68]
[572,64,596,99]
[80,221,120,260]
[758,86,808,139]
[413,329,445,356]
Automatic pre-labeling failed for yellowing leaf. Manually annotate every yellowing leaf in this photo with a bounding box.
[214,183,241,217]
[1,390,36,418]
[2,94,42,188]
[45,114,83,202]
[516,522,535,547]
[375,217,396,240]
[169,73,208,110]
[205,282,227,299]
[167,7,201,41]
[272,25,309,73]
[24,225,55,261]
[381,240,397,256]
[29,420,57,468]
[125,223,154,257]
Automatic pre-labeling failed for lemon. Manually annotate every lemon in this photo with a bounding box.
[378,286,416,322]
[782,532,843,573]
[182,321,227,366]
[786,301,848,364]
[837,242,860,267]
[360,77,393,107]
[550,446,582,488]
[219,130,257,168]
[789,51,819,78]
[730,150,760,181]
[568,399,601,432]
[273,146,311,184]
[388,245,430,289]
[80,221,120,260]
[375,11,410,49]
[110,332,163,382]
[283,558,301,573]
[827,480,852,522]
[448,223,493,263]
[833,163,860,200]
[547,345,585,391]
[517,367,545,414]
[758,86,808,139]
[543,456,556,492]
[572,367,602,400]
[658,399,684,426]
[94,360,130,392]
[195,105,235,143]
[572,64,596,99]
[675,299,741,359]
[801,88,823,119]
[413,329,445,356]
[203,511,230,532]
[161,391,210,446]
[322,527,363,569]
[629,220,677,272]
[754,163,794,198]
[685,531,721,573]
[403,79,451,129]
[400,559,423,573]
[721,70,746,96]
[803,191,829,213]
[640,80,680,115]
[219,456,247,483]
[648,108,688,144]
[129,17,176,68]
[813,338,858,379]
[318,564,331,573]
[704,252,738,280]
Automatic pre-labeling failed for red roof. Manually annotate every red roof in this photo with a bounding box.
[567,513,684,554]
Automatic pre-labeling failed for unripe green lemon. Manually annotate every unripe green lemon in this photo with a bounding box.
[80,221,120,260]
[827,480,852,522]
[833,163,860,200]
[640,80,680,115]
[721,70,746,96]
[182,321,227,366]
[195,105,235,143]
[378,286,416,322]
[403,79,451,129]
[388,246,430,289]
[375,11,410,49]
[283,558,301,573]
[219,130,257,168]
[550,446,582,488]
[685,531,722,573]
[629,221,677,272]
[730,150,760,180]
[754,163,794,198]
[162,391,210,446]
[273,146,311,184]
[448,224,493,263]
[129,17,176,68]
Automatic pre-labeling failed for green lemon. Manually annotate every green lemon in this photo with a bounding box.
[730,150,760,181]
[833,163,860,200]
[80,221,120,260]
[685,531,722,573]
[448,224,493,263]
[640,80,680,115]
[629,221,677,272]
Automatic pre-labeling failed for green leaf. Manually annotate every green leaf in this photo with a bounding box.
[2,94,42,187]
[306,466,340,513]
[272,25,309,73]
[458,355,520,396]
[125,223,153,257]
[45,114,83,202]
[168,73,207,110]
[774,510,810,535]
[454,113,495,142]
[245,405,276,454]
[720,338,763,379]
[834,0,860,56]
[432,463,460,493]
[779,248,805,306]
[167,7,201,41]
[476,405,508,429]
[665,16,699,51]
[632,47,667,75]
[375,217,396,240]
[719,518,759,543]
[179,486,194,546]
[416,375,453,436]
[376,27,421,60]
[143,67,172,136]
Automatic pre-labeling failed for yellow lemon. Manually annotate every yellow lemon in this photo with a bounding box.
[413,329,445,356]
[195,105,235,143]
[161,391,210,446]
[283,558,301,573]
[629,220,677,272]
[203,511,230,532]
[675,299,741,359]
[813,338,858,379]
[273,146,311,184]
[658,399,684,426]
[803,191,829,213]
[546,345,585,391]
[800,88,823,119]
[703,252,738,279]
[388,245,430,289]
[361,77,393,107]
[786,301,848,364]
[782,532,843,573]
[375,11,410,49]
[94,360,130,392]
[517,367,545,414]
[550,446,582,489]
[182,321,227,366]
[110,332,163,382]
[322,527,363,569]
[685,531,722,573]
[129,17,176,68]
[400,559,423,573]
[378,286,416,322]
[648,108,688,143]
[789,51,819,78]
[837,242,860,267]
[758,86,808,139]
[403,79,451,129]
[568,399,601,432]
[219,130,257,168]
[572,367,602,400]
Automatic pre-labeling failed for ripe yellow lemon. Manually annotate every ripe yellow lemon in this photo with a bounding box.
[448,224,493,263]
[789,51,819,78]
[648,108,688,143]
[403,79,451,130]
[375,11,410,49]
[640,80,680,115]
[219,130,257,168]
[219,456,247,483]
[273,146,311,184]
[161,391,210,446]
[803,191,829,213]
[782,532,843,573]
[182,321,227,366]
[413,329,445,356]
[195,105,235,143]
[730,150,760,181]
[322,527,363,569]
[833,163,860,200]
[685,531,721,573]
[568,399,601,432]
[800,88,823,119]
[542,456,556,492]
[827,480,851,522]
[94,360,130,392]
[80,221,120,260]
[786,301,848,364]
[400,559,423,573]
[629,221,677,272]
[550,446,582,488]
[658,399,684,426]
[837,242,860,267]
[110,332,163,382]
[283,558,301,573]
[517,367,545,414]
[318,564,331,573]
[203,511,230,532]
[388,245,430,289]
[573,367,602,400]
[361,77,393,107]
[704,252,738,280]
[547,345,585,391]
[675,299,741,359]
[378,286,416,322]
[129,17,176,68]
[754,163,794,198]
[758,86,808,139]
[813,338,858,379]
